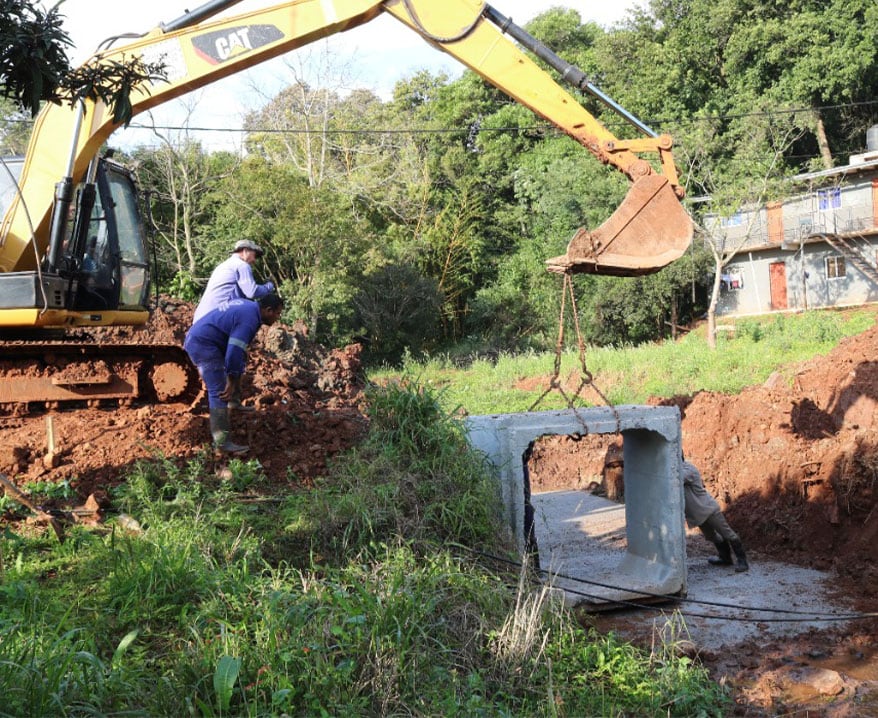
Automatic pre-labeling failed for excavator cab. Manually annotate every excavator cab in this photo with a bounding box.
[67,160,151,312]
[0,156,150,327]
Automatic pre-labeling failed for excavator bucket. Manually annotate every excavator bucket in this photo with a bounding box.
[545,175,694,276]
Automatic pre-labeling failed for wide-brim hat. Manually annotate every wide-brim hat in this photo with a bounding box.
[233,239,264,257]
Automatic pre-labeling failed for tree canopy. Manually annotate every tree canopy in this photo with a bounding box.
[93,2,878,363]
[0,0,164,123]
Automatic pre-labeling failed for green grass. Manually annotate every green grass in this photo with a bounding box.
[370,308,877,414]
[2,308,872,715]
[0,380,729,717]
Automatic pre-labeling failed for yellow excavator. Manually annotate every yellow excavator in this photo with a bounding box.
[0,0,693,409]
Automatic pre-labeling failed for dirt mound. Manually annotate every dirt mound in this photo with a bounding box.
[664,322,878,599]
[0,297,368,498]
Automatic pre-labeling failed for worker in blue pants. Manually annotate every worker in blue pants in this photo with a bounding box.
[184,294,284,453]
[192,239,275,410]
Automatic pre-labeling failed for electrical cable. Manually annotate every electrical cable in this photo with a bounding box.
[468,547,878,623]
[4,95,875,144]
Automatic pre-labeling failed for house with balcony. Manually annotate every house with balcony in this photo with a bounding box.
[705,127,878,318]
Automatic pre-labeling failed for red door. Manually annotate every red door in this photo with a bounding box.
[769,262,788,310]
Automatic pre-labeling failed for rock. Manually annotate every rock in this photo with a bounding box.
[787,666,846,697]
[42,452,60,469]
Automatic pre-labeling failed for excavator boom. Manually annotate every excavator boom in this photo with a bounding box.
[2,0,692,279]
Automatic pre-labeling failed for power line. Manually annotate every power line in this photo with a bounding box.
[4,98,874,139]
[126,122,477,135]
[108,98,878,138]
[655,98,878,128]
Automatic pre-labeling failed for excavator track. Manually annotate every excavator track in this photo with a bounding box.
[0,342,201,414]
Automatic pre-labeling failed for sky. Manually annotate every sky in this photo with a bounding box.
[43,0,642,151]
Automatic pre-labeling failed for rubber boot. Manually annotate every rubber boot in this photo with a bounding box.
[708,540,734,566]
[209,407,249,454]
[227,384,256,413]
[730,539,749,572]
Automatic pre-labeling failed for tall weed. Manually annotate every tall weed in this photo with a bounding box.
[373,308,877,412]
[0,626,148,716]
[281,379,509,562]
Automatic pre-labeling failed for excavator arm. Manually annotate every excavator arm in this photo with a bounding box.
[1,0,693,279]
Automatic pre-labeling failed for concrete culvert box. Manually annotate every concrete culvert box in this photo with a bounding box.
[466,406,686,609]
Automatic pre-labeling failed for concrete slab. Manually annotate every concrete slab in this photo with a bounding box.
[532,489,683,607]
[534,490,856,650]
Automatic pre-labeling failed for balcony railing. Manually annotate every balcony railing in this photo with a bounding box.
[706,202,877,253]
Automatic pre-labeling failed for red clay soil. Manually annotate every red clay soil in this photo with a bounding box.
[525,312,878,716]
[2,300,878,715]
[0,297,369,498]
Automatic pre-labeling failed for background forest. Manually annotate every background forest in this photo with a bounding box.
[10,0,876,365]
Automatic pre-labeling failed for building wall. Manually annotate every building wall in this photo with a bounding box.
[710,168,878,317]
[708,175,877,252]
[717,238,878,316]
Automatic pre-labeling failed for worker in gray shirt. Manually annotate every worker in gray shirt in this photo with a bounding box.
[192,239,275,410]
[681,456,749,572]
[193,240,275,323]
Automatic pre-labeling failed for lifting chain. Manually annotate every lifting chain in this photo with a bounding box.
[528,272,620,433]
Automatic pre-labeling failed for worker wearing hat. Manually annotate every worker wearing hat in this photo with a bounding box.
[191,239,276,409]
[193,240,274,323]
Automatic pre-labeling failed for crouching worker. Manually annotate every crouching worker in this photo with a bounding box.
[681,455,749,572]
[184,294,284,453]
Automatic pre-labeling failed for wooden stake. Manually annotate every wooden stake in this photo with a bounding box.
[46,415,55,455]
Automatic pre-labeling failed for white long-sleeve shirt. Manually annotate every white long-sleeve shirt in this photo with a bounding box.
[193,253,273,323]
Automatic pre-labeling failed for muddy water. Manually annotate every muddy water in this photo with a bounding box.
[812,647,878,682]
[777,648,878,714]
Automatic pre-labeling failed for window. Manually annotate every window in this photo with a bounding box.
[826,256,846,279]
[817,187,841,210]
[0,158,23,218]
[720,212,744,227]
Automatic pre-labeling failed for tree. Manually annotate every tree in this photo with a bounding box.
[0,0,70,115]
[205,156,373,344]
[0,97,31,153]
[352,262,443,364]
[594,0,877,349]
[721,0,878,169]
[132,98,240,290]
[243,44,362,189]
[0,0,164,123]
[683,107,805,348]
[628,0,878,173]
[585,243,712,345]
